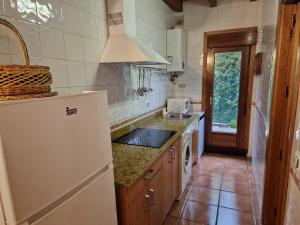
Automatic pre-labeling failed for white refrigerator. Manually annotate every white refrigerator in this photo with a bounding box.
[0,92,118,225]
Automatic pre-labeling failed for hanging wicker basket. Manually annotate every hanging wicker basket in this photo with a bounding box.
[0,18,57,101]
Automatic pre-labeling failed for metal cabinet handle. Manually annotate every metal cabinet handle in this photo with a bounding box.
[144,169,155,180]
[145,194,150,211]
[149,189,155,206]
[172,148,176,160]
[169,149,174,162]
[171,147,176,160]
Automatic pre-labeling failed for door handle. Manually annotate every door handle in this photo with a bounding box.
[171,147,176,160]
[144,169,155,180]
[145,194,150,211]
[210,97,213,105]
[149,189,155,206]
[169,149,174,162]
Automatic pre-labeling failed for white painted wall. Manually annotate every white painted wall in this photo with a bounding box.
[0,0,175,126]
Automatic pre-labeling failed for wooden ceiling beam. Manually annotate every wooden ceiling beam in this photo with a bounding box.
[163,0,183,12]
[208,0,217,7]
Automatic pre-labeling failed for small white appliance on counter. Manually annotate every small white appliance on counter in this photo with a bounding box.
[0,92,118,225]
[167,97,190,113]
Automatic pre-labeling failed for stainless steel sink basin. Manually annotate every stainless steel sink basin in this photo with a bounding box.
[166,113,192,120]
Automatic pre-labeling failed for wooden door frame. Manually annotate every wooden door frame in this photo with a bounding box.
[262,3,300,225]
[206,46,250,150]
[202,27,257,155]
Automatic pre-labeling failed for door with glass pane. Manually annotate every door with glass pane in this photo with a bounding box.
[206,46,250,152]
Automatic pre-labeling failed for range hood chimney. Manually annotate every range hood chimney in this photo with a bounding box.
[101,0,170,65]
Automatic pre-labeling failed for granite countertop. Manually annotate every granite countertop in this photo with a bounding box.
[111,114,201,187]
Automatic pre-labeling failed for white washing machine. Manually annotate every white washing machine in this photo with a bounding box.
[177,124,194,199]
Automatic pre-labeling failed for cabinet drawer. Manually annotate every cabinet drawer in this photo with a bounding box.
[128,158,162,205]
[144,158,162,181]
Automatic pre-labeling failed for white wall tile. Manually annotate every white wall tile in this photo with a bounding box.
[43,58,68,87]
[81,12,97,39]
[95,0,107,19]
[0,26,9,54]
[0,0,4,16]
[7,19,41,57]
[83,38,99,62]
[37,0,62,29]
[60,0,80,8]
[63,32,84,61]
[97,18,108,42]
[4,0,38,23]
[66,61,86,87]
[0,53,11,64]
[30,56,43,65]
[85,62,100,85]
[61,2,82,35]
[39,25,65,59]
[10,54,24,64]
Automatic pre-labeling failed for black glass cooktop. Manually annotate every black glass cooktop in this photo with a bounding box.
[113,128,176,148]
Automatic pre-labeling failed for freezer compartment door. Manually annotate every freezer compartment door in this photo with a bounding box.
[31,167,117,225]
[0,92,113,224]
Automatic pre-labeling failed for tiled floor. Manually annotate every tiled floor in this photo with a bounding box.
[164,153,255,225]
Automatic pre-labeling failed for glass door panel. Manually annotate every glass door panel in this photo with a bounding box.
[212,51,242,134]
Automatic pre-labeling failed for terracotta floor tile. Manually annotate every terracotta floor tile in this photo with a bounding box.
[219,191,253,212]
[182,201,217,225]
[197,160,224,168]
[221,180,251,195]
[179,219,205,225]
[194,175,221,190]
[217,207,255,225]
[223,168,249,176]
[181,179,194,200]
[163,216,180,225]
[189,186,220,205]
[169,199,187,218]
[200,157,224,165]
[222,172,249,183]
[224,159,249,169]
[197,167,223,177]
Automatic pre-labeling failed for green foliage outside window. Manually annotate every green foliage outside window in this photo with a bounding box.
[212,51,242,129]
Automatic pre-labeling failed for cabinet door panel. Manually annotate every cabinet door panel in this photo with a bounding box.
[162,150,172,219]
[149,170,163,225]
[128,189,148,225]
[172,141,180,202]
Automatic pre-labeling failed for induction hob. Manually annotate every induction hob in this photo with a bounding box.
[113,128,176,148]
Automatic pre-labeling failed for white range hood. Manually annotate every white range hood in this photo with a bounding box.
[101,0,170,65]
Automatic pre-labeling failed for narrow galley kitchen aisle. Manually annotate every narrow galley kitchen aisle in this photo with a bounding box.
[163,154,255,225]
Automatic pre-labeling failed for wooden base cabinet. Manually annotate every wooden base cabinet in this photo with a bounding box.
[116,158,163,225]
[116,138,181,225]
[162,139,180,219]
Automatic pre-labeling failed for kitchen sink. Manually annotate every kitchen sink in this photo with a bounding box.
[166,113,192,120]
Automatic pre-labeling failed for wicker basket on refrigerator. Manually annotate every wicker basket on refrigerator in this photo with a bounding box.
[0,18,57,101]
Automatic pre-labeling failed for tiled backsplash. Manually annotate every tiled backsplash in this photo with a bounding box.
[0,0,175,125]
[174,0,262,110]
